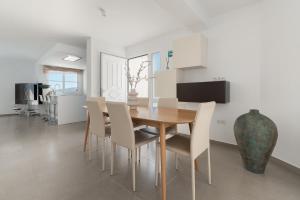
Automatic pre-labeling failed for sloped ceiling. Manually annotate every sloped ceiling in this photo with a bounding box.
[0,0,261,62]
[199,0,262,17]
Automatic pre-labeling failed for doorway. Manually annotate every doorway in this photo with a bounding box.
[100,53,127,102]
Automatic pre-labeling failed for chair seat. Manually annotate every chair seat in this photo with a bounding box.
[140,125,177,136]
[165,134,191,156]
[135,130,158,147]
[133,122,146,129]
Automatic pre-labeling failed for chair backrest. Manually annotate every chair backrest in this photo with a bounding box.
[106,102,135,149]
[87,96,105,101]
[190,101,216,159]
[86,98,106,138]
[157,98,178,109]
[87,96,106,111]
[137,97,149,107]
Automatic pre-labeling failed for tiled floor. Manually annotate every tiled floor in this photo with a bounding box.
[0,116,299,200]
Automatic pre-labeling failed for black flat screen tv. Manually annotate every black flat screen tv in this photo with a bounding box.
[177,81,230,103]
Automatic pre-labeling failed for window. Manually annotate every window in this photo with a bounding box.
[64,72,78,93]
[128,55,149,97]
[152,52,161,74]
[44,66,82,95]
[151,52,161,98]
[127,53,161,100]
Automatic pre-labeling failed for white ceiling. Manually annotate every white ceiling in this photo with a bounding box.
[0,0,261,62]
[199,0,262,17]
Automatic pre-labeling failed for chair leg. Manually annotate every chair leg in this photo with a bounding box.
[96,136,99,151]
[111,143,115,176]
[128,149,131,160]
[175,153,178,170]
[132,148,136,192]
[138,147,141,162]
[89,133,92,160]
[135,148,138,164]
[191,159,196,200]
[208,147,212,184]
[102,138,105,171]
[155,143,159,186]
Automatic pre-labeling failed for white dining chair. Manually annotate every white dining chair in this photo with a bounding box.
[107,102,158,191]
[155,101,216,200]
[134,97,150,159]
[87,96,110,124]
[137,97,149,107]
[86,98,111,170]
[141,97,178,135]
[157,97,178,109]
[134,98,149,129]
[87,96,106,112]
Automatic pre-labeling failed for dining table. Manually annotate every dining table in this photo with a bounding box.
[83,105,196,200]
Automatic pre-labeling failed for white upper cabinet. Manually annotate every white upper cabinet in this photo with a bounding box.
[173,33,208,68]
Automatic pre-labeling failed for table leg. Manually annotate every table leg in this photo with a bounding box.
[159,123,167,200]
[189,123,199,172]
[83,113,90,152]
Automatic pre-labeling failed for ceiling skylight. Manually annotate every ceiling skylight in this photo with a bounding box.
[63,55,81,62]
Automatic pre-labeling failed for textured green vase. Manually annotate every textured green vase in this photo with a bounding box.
[234,109,278,174]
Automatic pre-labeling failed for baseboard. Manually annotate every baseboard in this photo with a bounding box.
[210,139,300,175]
[0,114,18,117]
[270,157,300,176]
[210,139,238,149]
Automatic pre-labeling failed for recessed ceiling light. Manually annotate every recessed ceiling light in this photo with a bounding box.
[63,55,81,62]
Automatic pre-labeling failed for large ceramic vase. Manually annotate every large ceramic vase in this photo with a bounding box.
[127,89,138,110]
[234,109,278,174]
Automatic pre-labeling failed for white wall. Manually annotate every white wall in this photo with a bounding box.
[86,37,126,96]
[191,3,262,145]
[0,59,37,114]
[126,29,192,68]
[125,1,300,168]
[260,0,300,167]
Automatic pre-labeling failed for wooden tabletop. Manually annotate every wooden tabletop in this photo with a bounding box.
[129,106,196,124]
[84,105,196,124]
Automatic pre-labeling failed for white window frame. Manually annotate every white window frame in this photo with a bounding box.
[150,52,162,100]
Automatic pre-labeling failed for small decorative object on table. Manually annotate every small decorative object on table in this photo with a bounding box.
[127,89,138,110]
[234,109,278,174]
[127,61,151,109]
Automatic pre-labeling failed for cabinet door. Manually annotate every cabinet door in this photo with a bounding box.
[173,34,207,68]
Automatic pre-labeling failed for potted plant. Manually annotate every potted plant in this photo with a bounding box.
[127,61,151,109]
